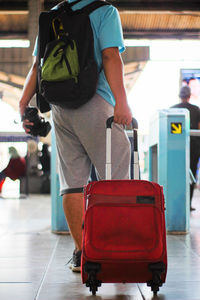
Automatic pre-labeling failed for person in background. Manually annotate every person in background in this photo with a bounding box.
[39,143,50,176]
[0,176,5,194]
[39,143,51,194]
[188,77,200,107]
[0,147,26,193]
[171,86,200,210]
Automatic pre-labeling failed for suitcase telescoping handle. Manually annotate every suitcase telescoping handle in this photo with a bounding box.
[106,116,139,180]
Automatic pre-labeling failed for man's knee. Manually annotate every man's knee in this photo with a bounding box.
[62,190,84,204]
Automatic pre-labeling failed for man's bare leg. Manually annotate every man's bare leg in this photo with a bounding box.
[63,192,83,251]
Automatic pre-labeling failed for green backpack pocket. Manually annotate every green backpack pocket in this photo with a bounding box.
[41,37,79,83]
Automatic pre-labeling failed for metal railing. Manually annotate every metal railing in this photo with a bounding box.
[190,130,200,136]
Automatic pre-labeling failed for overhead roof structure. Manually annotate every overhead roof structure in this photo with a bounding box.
[0,0,200,39]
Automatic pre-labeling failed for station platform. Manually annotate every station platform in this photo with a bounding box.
[0,189,200,300]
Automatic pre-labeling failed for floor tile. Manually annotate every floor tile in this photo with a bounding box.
[37,282,143,300]
[0,190,200,300]
[0,283,37,300]
[0,267,45,282]
[139,281,200,300]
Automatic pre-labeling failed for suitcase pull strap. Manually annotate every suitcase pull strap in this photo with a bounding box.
[106,116,139,180]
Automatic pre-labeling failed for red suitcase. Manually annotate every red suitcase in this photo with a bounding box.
[81,117,167,296]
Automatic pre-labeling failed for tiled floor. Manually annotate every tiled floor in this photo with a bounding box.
[0,190,200,300]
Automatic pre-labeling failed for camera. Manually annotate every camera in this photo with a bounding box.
[22,107,51,137]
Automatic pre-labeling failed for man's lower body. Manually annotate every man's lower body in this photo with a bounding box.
[190,141,200,211]
[51,94,131,271]
[0,172,6,193]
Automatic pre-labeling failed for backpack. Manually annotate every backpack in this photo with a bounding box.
[36,0,110,113]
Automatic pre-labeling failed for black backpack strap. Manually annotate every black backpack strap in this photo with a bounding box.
[80,1,111,15]
[69,0,83,7]
[38,11,58,57]
[57,0,110,14]
[36,11,55,113]
[56,0,82,12]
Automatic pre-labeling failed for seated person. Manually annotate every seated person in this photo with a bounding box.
[0,147,26,192]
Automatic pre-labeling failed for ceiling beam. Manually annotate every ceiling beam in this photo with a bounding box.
[0,1,27,10]
[0,32,27,37]
[110,1,200,11]
[0,1,58,11]
[0,71,25,89]
[0,1,200,12]
[124,29,200,39]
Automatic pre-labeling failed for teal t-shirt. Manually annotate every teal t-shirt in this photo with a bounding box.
[33,0,125,106]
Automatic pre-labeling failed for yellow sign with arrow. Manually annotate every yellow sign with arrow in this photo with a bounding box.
[171,123,182,134]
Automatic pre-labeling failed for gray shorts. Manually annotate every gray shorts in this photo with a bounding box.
[51,94,131,195]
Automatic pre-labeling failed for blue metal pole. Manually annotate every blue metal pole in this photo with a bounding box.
[149,109,190,233]
[51,126,69,233]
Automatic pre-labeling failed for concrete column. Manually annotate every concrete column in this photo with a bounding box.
[27,0,44,106]
[28,0,44,68]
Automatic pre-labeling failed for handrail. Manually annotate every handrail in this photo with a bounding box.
[190,130,200,137]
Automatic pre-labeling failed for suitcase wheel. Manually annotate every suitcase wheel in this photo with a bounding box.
[84,261,102,295]
[147,262,165,295]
